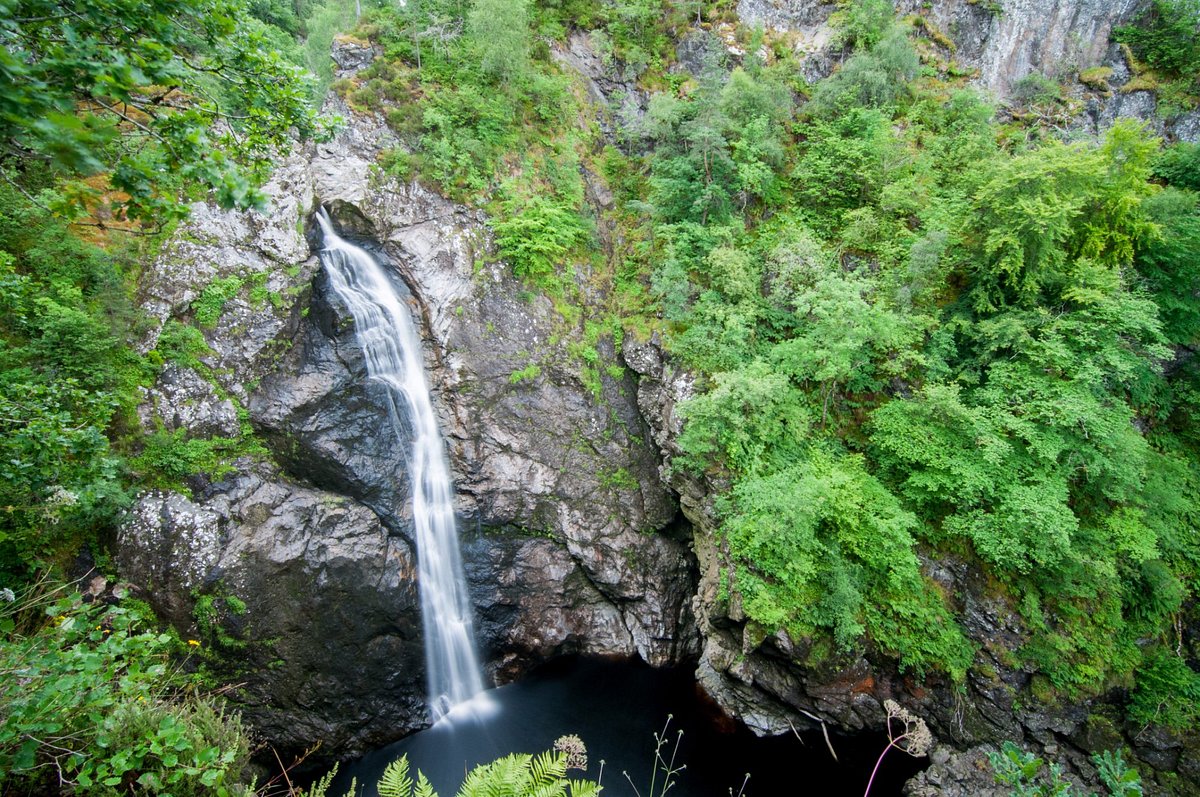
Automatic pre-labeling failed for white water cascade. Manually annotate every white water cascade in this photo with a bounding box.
[315,209,487,722]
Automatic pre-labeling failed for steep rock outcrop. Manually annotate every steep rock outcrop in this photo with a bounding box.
[735,0,1200,142]
[119,73,697,758]
[625,335,1199,795]
[118,469,425,757]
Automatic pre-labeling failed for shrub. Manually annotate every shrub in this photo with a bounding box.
[1012,73,1063,106]
[0,588,252,795]
[491,195,586,284]
[1152,141,1200,190]
[1130,647,1200,731]
[1114,0,1200,79]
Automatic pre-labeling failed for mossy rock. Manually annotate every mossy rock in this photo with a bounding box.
[1079,66,1113,90]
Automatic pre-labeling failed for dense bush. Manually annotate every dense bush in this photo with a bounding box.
[0,187,145,581]
[0,587,252,795]
[1114,0,1200,79]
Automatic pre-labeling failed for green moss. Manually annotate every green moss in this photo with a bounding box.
[192,274,245,328]
[1079,66,1114,90]
[508,363,542,384]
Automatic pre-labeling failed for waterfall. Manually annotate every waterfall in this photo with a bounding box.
[315,209,486,722]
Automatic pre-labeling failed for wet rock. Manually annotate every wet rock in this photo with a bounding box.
[463,532,635,681]
[118,491,222,628]
[904,745,1009,797]
[124,96,700,759]
[118,465,425,760]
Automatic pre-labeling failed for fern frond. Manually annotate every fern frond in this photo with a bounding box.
[529,782,567,797]
[528,750,567,785]
[458,753,536,797]
[303,763,339,797]
[415,771,438,797]
[567,779,600,797]
[379,755,415,797]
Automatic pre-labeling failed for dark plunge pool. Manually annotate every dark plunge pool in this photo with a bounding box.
[333,657,926,797]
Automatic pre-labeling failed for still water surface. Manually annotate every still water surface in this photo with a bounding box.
[334,657,925,797]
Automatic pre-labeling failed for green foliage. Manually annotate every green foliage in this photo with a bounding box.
[718,453,972,678]
[806,25,919,116]
[491,194,586,284]
[1113,0,1200,80]
[988,742,1142,797]
[792,109,893,218]
[835,0,896,51]
[467,0,531,83]
[1152,142,1200,190]
[192,591,249,653]
[1011,74,1064,107]
[509,363,542,384]
[963,120,1158,312]
[418,85,518,195]
[0,588,252,795]
[130,429,257,490]
[0,0,325,222]
[303,0,361,99]
[0,187,146,581]
[676,360,810,475]
[655,0,1199,695]
[1094,750,1144,797]
[1134,187,1200,344]
[306,750,599,797]
[1130,647,1200,731]
[194,275,246,328]
[155,319,215,370]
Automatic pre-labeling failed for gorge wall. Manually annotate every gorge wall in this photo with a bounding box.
[118,90,696,759]
[114,1,1200,792]
[735,0,1200,141]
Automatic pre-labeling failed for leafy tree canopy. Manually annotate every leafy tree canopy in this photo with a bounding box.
[0,0,325,225]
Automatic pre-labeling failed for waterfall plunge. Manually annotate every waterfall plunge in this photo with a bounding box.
[315,210,487,722]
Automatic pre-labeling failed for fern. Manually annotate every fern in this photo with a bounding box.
[355,747,597,797]
[379,756,416,797]
[567,780,600,797]
[301,764,340,797]
[455,752,579,797]
[415,771,438,797]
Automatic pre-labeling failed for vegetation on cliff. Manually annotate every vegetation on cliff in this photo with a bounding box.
[1,0,1200,792]
[332,0,1200,727]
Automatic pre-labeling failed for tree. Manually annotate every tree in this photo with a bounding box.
[466,0,530,83]
[0,0,323,226]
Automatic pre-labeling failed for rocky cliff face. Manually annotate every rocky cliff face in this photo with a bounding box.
[624,333,1200,794]
[117,55,696,759]
[735,0,1200,142]
[117,6,1199,786]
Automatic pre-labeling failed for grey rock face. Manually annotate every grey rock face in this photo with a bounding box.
[331,35,381,79]
[119,468,424,759]
[897,0,1143,95]
[118,491,222,628]
[138,364,242,439]
[122,96,698,758]
[551,32,648,141]
[734,0,1200,141]
[737,0,1144,96]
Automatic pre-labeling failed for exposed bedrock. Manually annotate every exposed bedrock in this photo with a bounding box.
[625,334,1200,796]
[117,84,697,759]
[734,0,1200,141]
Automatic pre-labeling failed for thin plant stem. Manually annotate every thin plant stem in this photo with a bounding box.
[863,716,912,797]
